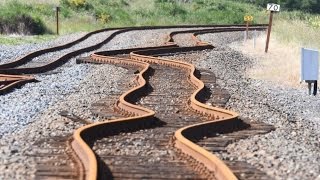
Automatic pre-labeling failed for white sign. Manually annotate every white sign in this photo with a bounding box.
[301,48,319,81]
[267,3,280,11]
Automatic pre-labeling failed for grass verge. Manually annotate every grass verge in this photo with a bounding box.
[0,34,57,45]
[232,17,320,88]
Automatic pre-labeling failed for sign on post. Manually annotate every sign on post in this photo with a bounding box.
[265,3,280,53]
[244,15,253,22]
[301,48,319,81]
[244,15,253,41]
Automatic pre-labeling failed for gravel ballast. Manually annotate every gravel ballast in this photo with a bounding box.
[0,32,86,64]
[198,32,320,179]
[19,31,116,68]
[98,29,169,50]
[0,64,128,179]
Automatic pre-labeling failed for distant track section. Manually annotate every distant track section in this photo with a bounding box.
[0,24,266,75]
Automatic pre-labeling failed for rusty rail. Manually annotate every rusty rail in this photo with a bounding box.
[130,52,238,180]
[0,74,35,95]
[72,56,154,179]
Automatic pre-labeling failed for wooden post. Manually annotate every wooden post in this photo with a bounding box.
[56,7,60,35]
[265,11,274,53]
[254,30,257,48]
[246,20,249,40]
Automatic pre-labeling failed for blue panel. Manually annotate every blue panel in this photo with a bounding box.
[301,48,319,80]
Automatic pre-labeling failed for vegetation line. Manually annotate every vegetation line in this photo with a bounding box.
[0,0,319,46]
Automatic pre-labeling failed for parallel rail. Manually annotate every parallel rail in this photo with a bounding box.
[0,25,266,75]
[0,25,265,95]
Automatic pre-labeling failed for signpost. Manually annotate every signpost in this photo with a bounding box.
[244,15,253,40]
[265,3,280,53]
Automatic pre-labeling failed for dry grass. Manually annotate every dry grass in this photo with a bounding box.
[44,15,105,34]
[231,20,320,88]
[239,35,301,87]
[0,0,59,5]
[274,19,320,48]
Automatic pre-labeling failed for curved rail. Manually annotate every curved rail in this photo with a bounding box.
[69,26,270,179]
[72,56,155,180]
[130,52,238,180]
[0,29,112,69]
[0,74,35,95]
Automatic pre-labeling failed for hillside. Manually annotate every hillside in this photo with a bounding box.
[0,0,265,35]
[0,0,319,47]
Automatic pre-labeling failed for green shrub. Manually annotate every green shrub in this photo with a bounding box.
[0,14,48,35]
[0,1,49,35]
[60,0,92,10]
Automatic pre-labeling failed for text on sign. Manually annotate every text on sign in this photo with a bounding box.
[267,3,280,11]
[244,15,253,22]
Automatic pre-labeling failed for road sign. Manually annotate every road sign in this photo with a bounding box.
[267,3,280,12]
[244,15,253,22]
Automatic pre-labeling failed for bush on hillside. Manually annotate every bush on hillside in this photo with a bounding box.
[0,15,47,35]
[60,0,92,10]
[0,1,49,35]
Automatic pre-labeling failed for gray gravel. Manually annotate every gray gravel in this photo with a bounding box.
[0,63,128,179]
[98,29,168,51]
[172,33,198,47]
[197,32,320,179]
[18,31,116,68]
[0,32,86,64]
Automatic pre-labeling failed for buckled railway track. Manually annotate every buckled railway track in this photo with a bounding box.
[1,25,276,179]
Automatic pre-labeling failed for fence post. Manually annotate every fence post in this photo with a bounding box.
[56,6,60,35]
